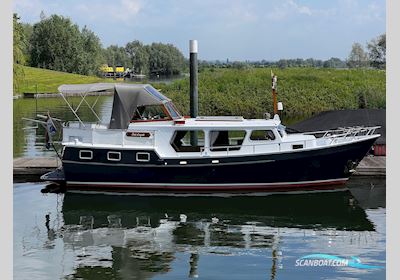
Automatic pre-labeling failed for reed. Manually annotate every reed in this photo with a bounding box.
[155,67,385,118]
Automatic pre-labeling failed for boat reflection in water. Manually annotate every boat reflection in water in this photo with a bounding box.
[58,181,385,279]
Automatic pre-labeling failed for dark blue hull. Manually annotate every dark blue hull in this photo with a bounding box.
[55,136,378,192]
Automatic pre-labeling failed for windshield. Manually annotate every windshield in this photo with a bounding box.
[277,124,287,137]
[144,85,170,102]
[131,105,169,121]
[164,102,181,119]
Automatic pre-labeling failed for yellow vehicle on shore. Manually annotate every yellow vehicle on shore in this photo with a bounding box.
[100,65,125,78]
[115,66,124,74]
[100,64,114,74]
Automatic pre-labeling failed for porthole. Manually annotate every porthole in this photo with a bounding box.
[136,152,150,162]
[79,150,93,160]
[107,151,121,161]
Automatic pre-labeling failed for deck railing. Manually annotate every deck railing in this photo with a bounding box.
[302,126,380,144]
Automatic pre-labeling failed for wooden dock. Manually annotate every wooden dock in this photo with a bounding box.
[13,157,61,181]
[354,156,386,176]
[13,156,386,181]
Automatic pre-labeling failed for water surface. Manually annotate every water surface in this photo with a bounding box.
[14,177,385,279]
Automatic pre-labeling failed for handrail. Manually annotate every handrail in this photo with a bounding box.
[302,126,380,137]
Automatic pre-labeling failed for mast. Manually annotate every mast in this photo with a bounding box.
[271,71,278,115]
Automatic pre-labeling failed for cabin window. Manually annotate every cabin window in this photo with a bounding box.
[171,130,205,152]
[250,130,276,141]
[107,151,121,161]
[136,152,150,162]
[79,150,93,160]
[210,130,246,151]
[292,144,304,150]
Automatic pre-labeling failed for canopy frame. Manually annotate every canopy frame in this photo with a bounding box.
[57,83,179,129]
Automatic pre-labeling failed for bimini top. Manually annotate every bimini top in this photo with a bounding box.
[58,83,180,129]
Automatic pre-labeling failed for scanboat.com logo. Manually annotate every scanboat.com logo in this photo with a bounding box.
[295,254,383,270]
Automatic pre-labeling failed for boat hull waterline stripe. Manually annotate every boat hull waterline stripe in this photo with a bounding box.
[66,178,348,190]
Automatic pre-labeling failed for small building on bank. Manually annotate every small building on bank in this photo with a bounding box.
[288,109,386,156]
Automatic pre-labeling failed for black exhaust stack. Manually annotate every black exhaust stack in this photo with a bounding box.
[189,39,198,118]
[189,40,198,146]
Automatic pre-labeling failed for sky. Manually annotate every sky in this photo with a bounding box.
[13,0,386,61]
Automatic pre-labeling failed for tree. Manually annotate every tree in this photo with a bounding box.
[78,26,104,75]
[277,59,288,69]
[21,22,33,64]
[30,15,103,75]
[40,10,46,21]
[367,33,386,69]
[125,40,149,74]
[30,15,83,72]
[323,57,346,68]
[103,45,130,68]
[13,13,26,93]
[147,43,185,75]
[347,43,369,68]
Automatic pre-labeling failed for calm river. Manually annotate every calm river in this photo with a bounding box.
[14,178,385,279]
[13,96,386,279]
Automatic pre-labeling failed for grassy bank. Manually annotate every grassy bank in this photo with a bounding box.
[15,66,107,94]
[156,68,386,118]
[15,66,385,119]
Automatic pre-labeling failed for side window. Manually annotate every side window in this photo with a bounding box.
[171,130,205,152]
[79,150,93,160]
[107,151,121,161]
[136,152,150,162]
[250,130,276,141]
[210,130,246,151]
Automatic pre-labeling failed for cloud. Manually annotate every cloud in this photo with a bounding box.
[288,0,313,16]
[13,0,142,24]
[355,2,385,23]
[223,3,258,24]
[120,0,142,18]
[337,0,385,24]
[265,0,315,20]
[76,0,142,24]
[264,0,341,21]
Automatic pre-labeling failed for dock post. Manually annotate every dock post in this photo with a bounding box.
[190,40,199,146]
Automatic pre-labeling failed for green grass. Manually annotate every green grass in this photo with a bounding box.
[15,66,386,119]
[15,66,108,94]
[156,67,386,119]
